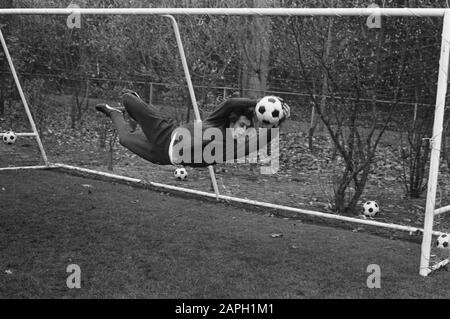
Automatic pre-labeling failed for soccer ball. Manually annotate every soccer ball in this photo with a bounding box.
[2,131,17,145]
[436,234,450,249]
[174,167,187,180]
[362,201,380,217]
[255,96,284,128]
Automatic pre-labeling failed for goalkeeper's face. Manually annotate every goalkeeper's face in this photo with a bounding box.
[229,115,252,140]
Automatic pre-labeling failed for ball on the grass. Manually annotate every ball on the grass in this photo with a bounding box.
[255,96,284,128]
[436,234,450,249]
[174,167,187,180]
[362,201,379,217]
[2,131,17,145]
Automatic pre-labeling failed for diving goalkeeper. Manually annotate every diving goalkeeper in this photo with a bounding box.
[95,90,289,167]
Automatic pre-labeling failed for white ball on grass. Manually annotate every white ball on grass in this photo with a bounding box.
[174,167,188,180]
[362,201,380,217]
[436,234,450,249]
[2,131,17,145]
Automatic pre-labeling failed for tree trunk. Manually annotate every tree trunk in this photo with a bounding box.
[308,17,333,151]
[348,166,371,213]
[82,77,90,111]
[239,0,272,99]
[107,132,117,171]
[0,80,5,117]
[444,118,450,169]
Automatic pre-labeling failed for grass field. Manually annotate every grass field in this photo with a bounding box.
[0,169,449,299]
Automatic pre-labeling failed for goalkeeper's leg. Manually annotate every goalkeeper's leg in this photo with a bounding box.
[121,92,176,147]
[96,103,172,165]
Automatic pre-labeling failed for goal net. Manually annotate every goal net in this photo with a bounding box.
[0,5,449,276]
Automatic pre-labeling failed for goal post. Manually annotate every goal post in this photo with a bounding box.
[0,7,449,277]
[162,15,220,199]
[419,10,450,277]
[0,27,48,167]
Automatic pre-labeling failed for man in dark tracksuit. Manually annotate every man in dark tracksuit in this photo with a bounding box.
[96,91,288,167]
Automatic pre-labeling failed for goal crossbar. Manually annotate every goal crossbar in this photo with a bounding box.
[0,8,449,277]
[0,8,448,17]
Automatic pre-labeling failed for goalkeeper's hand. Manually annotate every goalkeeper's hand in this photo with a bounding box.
[278,97,291,120]
[273,97,291,128]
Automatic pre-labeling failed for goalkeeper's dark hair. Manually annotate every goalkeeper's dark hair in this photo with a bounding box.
[228,107,255,125]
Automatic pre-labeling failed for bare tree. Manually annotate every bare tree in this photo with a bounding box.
[289,15,408,214]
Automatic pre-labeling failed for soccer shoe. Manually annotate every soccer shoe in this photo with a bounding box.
[120,89,141,99]
[95,103,124,117]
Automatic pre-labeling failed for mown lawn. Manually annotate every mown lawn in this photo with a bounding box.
[0,169,449,299]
